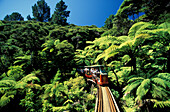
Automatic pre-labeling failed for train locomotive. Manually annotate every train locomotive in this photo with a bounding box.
[78,65,108,86]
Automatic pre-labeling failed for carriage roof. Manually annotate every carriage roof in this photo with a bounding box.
[84,65,105,68]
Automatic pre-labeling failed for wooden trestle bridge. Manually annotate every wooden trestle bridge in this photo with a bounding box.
[94,86,120,112]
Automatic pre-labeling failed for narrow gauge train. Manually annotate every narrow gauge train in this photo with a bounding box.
[78,65,108,86]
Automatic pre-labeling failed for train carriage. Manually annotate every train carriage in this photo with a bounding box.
[84,65,108,86]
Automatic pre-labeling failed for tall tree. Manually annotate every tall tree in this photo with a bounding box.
[4,12,24,21]
[51,0,70,25]
[32,0,50,22]
[26,15,32,20]
[103,14,114,29]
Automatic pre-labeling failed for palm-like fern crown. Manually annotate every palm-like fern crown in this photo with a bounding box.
[124,72,170,102]
[0,66,40,107]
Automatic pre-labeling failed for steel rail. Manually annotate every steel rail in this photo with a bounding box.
[105,87,117,112]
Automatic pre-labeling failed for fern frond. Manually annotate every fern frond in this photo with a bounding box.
[151,78,167,88]
[86,41,94,44]
[0,80,16,88]
[158,22,170,29]
[157,73,170,82]
[136,79,150,99]
[42,47,49,52]
[104,52,119,61]
[118,39,135,52]
[94,53,105,63]
[0,93,15,107]
[103,45,118,61]
[151,99,170,108]
[127,77,144,83]
[124,80,142,93]
[63,99,74,105]
[135,23,156,36]
[128,22,148,39]
[54,39,60,46]
[74,54,86,59]
[20,73,40,83]
[122,55,131,64]
[14,82,27,89]
[117,36,131,43]
[151,84,168,99]
[107,61,122,67]
[84,45,95,50]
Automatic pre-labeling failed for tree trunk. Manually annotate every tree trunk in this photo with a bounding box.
[111,68,122,95]
[0,57,8,77]
[129,54,137,73]
[112,69,120,88]
[146,103,150,112]
[132,56,137,73]
[91,84,94,94]
[167,49,170,73]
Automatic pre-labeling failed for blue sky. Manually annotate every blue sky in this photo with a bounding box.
[0,0,124,27]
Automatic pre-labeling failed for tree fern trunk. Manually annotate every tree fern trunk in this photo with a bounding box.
[0,58,8,77]
[146,103,150,112]
[131,55,137,73]
[111,68,122,95]
[167,49,170,73]
[133,57,137,72]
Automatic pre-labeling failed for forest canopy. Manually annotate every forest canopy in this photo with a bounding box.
[0,0,170,112]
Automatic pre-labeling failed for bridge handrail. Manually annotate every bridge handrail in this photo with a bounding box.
[107,87,120,112]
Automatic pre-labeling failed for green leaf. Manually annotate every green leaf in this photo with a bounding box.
[136,79,150,99]
[50,48,54,52]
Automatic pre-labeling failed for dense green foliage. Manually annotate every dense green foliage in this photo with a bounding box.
[0,0,170,112]
[103,14,114,29]
[0,20,104,112]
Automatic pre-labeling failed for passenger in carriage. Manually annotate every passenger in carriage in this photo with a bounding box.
[93,68,98,78]
[95,68,100,75]
[84,68,89,74]
[90,68,94,74]
[100,67,106,74]
[94,68,98,73]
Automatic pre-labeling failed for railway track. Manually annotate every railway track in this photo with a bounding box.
[97,86,103,112]
[95,86,120,112]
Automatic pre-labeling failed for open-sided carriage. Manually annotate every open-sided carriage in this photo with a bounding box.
[83,65,108,86]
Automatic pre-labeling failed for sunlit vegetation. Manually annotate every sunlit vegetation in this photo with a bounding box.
[0,0,170,111]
